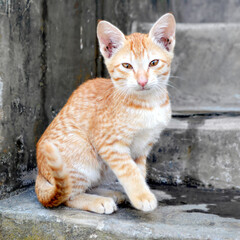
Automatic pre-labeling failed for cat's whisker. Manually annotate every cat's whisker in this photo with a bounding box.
[169,75,187,81]
[163,82,182,95]
[165,82,177,90]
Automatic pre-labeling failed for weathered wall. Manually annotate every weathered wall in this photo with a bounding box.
[1,0,240,197]
[0,0,99,198]
[43,1,98,122]
[0,0,43,197]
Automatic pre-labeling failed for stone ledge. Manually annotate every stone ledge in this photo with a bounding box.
[0,186,240,240]
[149,115,240,189]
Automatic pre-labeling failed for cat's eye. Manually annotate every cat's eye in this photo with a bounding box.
[122,63,133,69]
[149,59,159,67]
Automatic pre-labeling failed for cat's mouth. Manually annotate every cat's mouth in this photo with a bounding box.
[136,87,151,92]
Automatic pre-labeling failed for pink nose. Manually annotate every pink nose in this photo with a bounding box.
[137,78,148,87]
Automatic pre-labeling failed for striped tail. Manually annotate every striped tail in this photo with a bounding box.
[35,142,72,207]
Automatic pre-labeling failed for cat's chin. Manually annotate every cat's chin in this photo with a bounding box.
[136,88,151,92]
[135,87,154,95]
[132,87,165,99]
[133,88,155,97]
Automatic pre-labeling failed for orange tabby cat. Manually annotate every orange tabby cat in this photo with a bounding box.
[35,13,176,214]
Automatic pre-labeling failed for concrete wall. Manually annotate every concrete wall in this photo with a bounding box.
[0,0,99,198]
[1,0,240,197]
[0,0,43,197]
[44,1,98,122]
[170,0,240,23]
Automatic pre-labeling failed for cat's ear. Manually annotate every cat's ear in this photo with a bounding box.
[97,21,126,59]
[149,13,176,52]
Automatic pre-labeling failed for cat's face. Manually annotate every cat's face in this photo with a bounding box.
[97,13,176,97]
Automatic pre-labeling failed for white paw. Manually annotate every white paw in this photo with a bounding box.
[131,191,158,212]
[94,197,117,214]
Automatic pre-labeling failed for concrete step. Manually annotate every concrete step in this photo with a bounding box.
[0,186,240,240]
[169,0,240,23]
[133,23,240,114]
[148,115,240,190]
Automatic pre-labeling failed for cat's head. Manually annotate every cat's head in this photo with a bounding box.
[97,13,176,97]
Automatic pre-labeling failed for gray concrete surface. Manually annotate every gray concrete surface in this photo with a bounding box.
[0,186,240,240]
[136,23,240,113]
[149,115,240,190]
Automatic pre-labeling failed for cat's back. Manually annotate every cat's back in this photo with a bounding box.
[68,77,113,106]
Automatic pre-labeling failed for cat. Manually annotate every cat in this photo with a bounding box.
[35,13,176,214]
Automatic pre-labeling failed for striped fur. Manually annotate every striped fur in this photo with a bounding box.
[35,13,176,214]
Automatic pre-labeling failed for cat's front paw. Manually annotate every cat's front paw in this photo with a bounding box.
[130,191,157,212]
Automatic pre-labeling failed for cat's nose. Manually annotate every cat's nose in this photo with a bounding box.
[137,77,148,87]
[136,70,148,88]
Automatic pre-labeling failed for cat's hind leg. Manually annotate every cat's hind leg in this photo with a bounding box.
[88,187,126,204]
[64,193,117,214]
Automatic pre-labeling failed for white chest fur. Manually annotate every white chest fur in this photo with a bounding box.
[129,103,171,159]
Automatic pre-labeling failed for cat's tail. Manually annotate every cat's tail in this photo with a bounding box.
[35,142,72,207]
